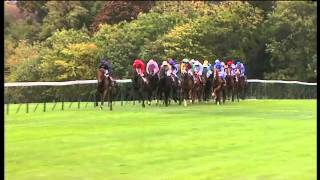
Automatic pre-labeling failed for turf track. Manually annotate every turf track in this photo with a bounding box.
[5,100,316,180]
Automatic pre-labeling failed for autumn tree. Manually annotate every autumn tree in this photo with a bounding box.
[90,1,155,32]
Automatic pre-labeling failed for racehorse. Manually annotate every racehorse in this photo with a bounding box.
[158,66,172,106]
[95,68,116,110]
[180,71,194,106]
[132,69,149,107]
[212,69,224,105]
[202,72,213,102]
[145,72,159,105]
[235,69,246,101]
[225,66,235,102]
[170,74,180,104]
[192,74,204,103]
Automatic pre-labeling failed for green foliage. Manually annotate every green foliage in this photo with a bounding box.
[39,29,99,81]
[6,41,41,82]
[144,2,264,63]
[94,11,189,77]
[263,1,317,82]
[39,1,89,40]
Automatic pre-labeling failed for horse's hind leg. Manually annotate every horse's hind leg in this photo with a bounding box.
[108,90,113,111]
[100,90,107,110]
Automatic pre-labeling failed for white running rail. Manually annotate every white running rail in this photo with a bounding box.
[4,79,317,87]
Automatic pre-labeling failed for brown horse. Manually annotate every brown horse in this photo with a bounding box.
[212,69,223,105]
[235,69,246,101]
[132,69,149,107]
[225,66,236,102]
[180,71,194,106]
[192,74,204,103]
[95,68,116,110]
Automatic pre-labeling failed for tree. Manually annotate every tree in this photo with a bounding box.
[142,2,264,71]
[90,1,155,32]
[93,11,189,77]
[263,1,317,82]
[16,1,48,23]
[39,1,89,40]
[38,29,95,81]
[6,41,41,82]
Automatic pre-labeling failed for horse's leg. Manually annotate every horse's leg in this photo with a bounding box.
[231,85,235,102]
[95,90,100,107]
[141,87,146,108]
[222,86,226,104]
[183,89,188,107]
[101,90,107,110]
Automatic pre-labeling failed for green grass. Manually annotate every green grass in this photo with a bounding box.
[5,100,316,180]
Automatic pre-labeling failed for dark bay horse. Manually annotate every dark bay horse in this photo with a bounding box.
[95,68,116,110]
[202,72,213,102]
[170,74,180,104]
[145,72,159,105]
[192,74,204,103]
[132,70,149,107]
[180,72,194,106]
[212,69,224,105]
[158,67,172,106]
[225,66,236,102]
[235,69,247,101]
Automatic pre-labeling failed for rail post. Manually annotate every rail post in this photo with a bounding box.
[26,103,29,113]
[16,104,22,114]
[43,102,46,112]
[34,103,39,112]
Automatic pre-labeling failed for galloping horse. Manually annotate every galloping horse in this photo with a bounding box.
[212,69,224,105]
[235,69,246,101]
[132,69,149,107]
[158,66,172,106]
[180,72,194,106]
[145,72,159,105]
[225,66,236,102]
[192,74,204,103]
[170,74,180,104]
[95,68,116,110]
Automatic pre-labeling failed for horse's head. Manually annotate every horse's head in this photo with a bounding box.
[236,68,241,77]
[97,68,106,83]
[226,67,231,76]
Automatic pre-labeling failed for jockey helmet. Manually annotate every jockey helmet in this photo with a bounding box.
[236,61,241,65]
[227,61,233,66]
[162,61,169,66]
[168,59,176,65]
[203,60,209,68]
[221,62,225,66]
[215,59,220,64]
[182,59,189,63]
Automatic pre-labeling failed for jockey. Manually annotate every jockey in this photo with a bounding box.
[213,59,226,85]
[181,58,192,75]
[168,59,179,78]
[98,58,114,81]
[192,60,203,83]
[133,59,145,77]
[161,60,172,76]
[227,60,236,76]
[202,60,211,78]
[146,59,159,75]
[235,60,246,81]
